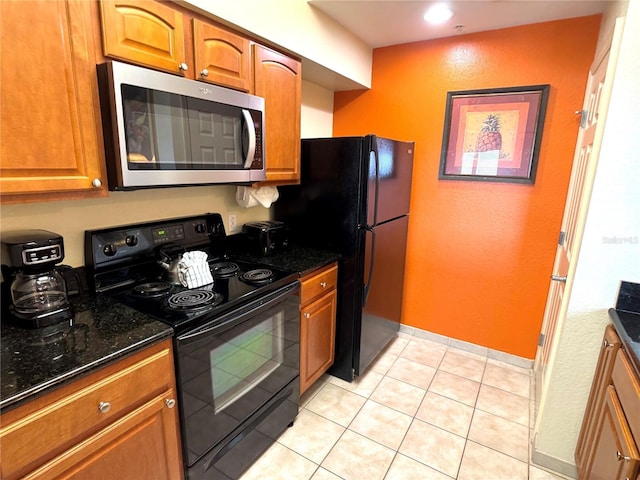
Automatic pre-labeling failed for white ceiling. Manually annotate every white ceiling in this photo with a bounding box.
[309,0,612,48]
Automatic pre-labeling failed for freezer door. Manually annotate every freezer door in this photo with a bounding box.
[367,137,414,226]
[358,215,409,375]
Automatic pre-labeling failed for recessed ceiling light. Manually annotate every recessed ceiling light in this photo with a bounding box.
[423,3,454,24]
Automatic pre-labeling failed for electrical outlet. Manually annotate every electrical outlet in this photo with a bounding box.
[228,213,237,232]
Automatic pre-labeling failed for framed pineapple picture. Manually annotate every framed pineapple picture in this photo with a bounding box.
[438,84,550,184]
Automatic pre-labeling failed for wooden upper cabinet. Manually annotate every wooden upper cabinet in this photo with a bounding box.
[253,45,301,184]
[193,19,251,91]
[0,0,107,201]
[99,0,188,76]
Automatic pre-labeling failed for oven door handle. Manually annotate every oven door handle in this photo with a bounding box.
[177,282,299,341]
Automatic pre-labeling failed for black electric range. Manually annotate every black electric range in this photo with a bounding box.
[85,213,298,334]
[85,213,302,480]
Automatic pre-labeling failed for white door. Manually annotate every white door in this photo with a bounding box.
[534,19,624,406]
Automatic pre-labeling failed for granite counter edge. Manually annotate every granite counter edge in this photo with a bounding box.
[0,329,173,413]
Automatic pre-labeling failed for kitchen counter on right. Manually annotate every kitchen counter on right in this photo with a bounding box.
[226,237,341,277]
[609,280,640,378]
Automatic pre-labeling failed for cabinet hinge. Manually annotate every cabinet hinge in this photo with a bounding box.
[538,333,545,347]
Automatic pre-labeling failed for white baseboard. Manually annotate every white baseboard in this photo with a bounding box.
[531,445,577,479]
[398,324,534,370]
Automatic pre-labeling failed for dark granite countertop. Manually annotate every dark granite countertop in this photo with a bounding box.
[0,243,337,413]
[1,293,173,413]
[229,242,341,277]
[609,280,640,378]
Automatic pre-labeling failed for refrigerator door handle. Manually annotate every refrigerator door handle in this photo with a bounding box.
[370,138,380,226]
[362,224,376,306]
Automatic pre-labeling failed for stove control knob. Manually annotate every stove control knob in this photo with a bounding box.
[125,235,138,247]
[103,243,117,256]
[195,223,206,234]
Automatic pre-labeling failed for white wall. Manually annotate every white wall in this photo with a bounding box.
[301,80,334,138]
[533,0,638,474]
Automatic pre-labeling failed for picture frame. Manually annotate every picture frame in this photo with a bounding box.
[438,84,550,184]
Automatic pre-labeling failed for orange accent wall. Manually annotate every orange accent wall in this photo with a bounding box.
[333,16,601,359]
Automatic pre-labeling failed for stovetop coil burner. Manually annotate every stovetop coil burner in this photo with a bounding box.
[132,282,173,298]
[240,269,274,286]
[210,262,239,278]
[166,289,223,311]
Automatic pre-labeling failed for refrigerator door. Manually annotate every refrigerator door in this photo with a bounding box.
[275,137,368,382]
[358,215,409,374]
[367,137,414,226]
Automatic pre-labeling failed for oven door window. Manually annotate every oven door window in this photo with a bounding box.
[121,84,251,170]
[176,293,299,466]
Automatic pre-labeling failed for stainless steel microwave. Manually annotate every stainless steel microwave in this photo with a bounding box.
[97,61,265,190]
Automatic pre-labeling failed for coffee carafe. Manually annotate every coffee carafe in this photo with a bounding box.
[1,230,73,328]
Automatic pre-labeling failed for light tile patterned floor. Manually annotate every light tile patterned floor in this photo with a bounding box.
[240,332,568,480]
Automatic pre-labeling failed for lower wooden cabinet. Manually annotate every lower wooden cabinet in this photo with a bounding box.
[0,339,183,480]
[575,325,640,480]
[299,263,338,394]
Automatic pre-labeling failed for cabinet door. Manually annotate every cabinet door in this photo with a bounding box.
[24,390,183,480]
[575,325,621,478]
[193,19,251,92]
[253,45,301,184]
[0,0,106,200]
[300,290,337,394]
[587,386,640,480]
[100,0,187,76]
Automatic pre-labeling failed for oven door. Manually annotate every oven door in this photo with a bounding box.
[175,281,300,477]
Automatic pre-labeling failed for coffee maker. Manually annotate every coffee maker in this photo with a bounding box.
[1,230,73,328]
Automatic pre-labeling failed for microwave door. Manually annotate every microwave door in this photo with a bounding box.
[186,97,244,170]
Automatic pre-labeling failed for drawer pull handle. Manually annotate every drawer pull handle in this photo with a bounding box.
[165,398,176,408]
[320,282,327,288]
[98,401,111,414]
[616,450,630,462]
[304,312,310,319]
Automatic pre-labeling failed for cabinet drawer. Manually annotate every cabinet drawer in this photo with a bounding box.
[0,341,174,479]
[612,349,640,442]
[300,263,338,306]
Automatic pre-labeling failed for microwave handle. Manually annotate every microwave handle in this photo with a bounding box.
[242,109,257,168]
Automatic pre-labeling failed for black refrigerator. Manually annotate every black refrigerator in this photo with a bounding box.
[275,135,414,381]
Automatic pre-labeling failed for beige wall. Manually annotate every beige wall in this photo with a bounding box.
[1,186,270,267]
[301,80,334,138]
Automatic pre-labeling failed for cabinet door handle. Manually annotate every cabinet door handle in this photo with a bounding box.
[603,339,614,348]
[178,63,189,72]
[320,282,327,288]
[616,450,630,462]
[303,312,310,319]
[98,401,111,413]
[200,68,209,77]
[165,398,176,408]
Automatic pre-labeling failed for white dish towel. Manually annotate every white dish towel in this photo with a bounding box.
[178,251,213,288]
